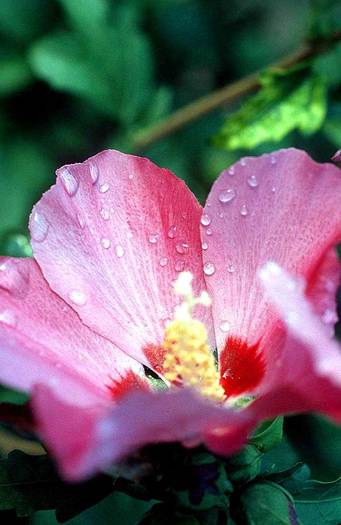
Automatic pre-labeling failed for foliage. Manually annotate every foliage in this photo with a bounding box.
[0,1,340,524]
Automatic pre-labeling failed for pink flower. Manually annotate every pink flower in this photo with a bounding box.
[0,148,341,480]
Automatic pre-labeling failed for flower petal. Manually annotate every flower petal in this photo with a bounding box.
[202,149,341,394]
[253,262,341,422]
[30,150,209,369]
[0,257,144,405]
[32,385,248,481]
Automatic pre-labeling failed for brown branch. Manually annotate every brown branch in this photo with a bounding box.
[133,33,341,152]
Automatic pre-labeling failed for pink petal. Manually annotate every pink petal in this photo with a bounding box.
[202,149,341,395]
[306,248,341,336]
[331,150,341,163]
[29,150,210,370]
[252,262,341,422]
[32,385,249,481]
[0,257,144,405]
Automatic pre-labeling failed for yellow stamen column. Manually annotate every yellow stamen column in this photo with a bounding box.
[162,272,225,403]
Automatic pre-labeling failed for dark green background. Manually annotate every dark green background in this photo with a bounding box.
[0,1,340,523]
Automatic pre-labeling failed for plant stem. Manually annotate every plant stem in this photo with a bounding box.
[133,33,340,152]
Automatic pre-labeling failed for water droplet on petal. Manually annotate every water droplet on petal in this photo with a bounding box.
[175,242,189,254]
[220,320,230,332]
[219,188,236,203]
[30,211,49,242]
[202,242,208,250]
[77,213,85,229]
[227,263,235,273]
[168,225,177,238]
[115,244,124,258]
[240,158,246,167]
[99,182,110,193]
[270,155,277,165]
[271,186,276,193]
[100,207,110,220]
[201,213,211,226]
[60,168,79,196]
[204,262,215,276]
[240,204,248,216]
[159,257,168,267]
[206,228,213,236]
[89,163,99,184]
[128,173,134,180]
[101,238,111,249]
[228,166,235,175]
[247,175,259,188]
[219,212,224,218]
[0,309,17,327]
[148,233,159,244]
[175,260,185,272]
[69,290,87,306]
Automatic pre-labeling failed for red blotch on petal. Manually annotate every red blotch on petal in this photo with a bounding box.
[108,371,149,401]
[220,336,265,398]
[143,343,167,375]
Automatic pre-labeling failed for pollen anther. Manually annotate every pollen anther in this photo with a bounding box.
[162,272,225,402]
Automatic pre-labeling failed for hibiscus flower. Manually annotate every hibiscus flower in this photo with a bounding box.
[0,148,340,480]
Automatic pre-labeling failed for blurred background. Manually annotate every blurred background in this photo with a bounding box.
[0,0,340,523]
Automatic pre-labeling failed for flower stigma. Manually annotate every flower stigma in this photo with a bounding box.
[162,272,225,402]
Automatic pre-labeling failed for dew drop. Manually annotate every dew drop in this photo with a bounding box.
[69,290,87,306]
[128,173,134,180]
[159,257,168,267]
[240,204,248,216]
[115,244,125,258]
[227,263,235,273]
[101,237,111,249]
[271,186,276,193]
[77,213,85,229]
[270,155,277,165]
[204,262,215,276]
[247,175,259,188]
[201,213,211,226]
[168,225,177,238]
[202,242,208,250]
[219,212,224,218]
[175,260,185,272]
[99,182,110,193]
[228,166,235,175]
[148,233,159,244]
[100,207,110,220]
[175,242,189,254]
[89,163,99,184]
[30,211,49,242]
[219,188,236,204]
[206,228,213,236]
[0,309,17,327]
[240,158,246,167]
[219,320,230,333]
[60,167,79,196]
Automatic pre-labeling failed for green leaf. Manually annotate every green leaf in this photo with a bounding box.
[0,55,33,96]
[313,43,341,87]
[0,139,54,238]
[0,451,114,520]
[235,481,301,525]
[58,0,109,34]
[226,445,262,484]
[285,477,341,525]
[28,6,154,124]
[263,463,311,486]
[250,417,284,453]
[214,68,327,150]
